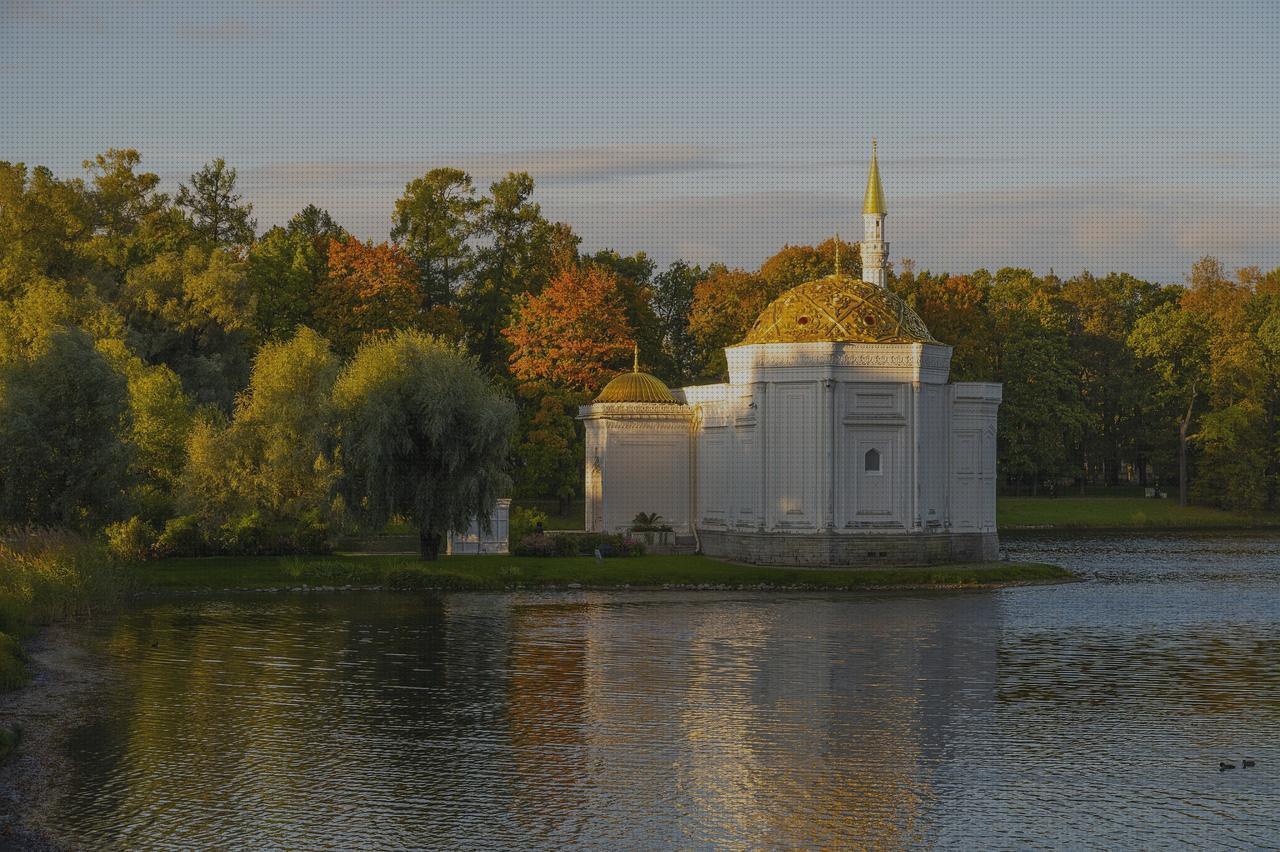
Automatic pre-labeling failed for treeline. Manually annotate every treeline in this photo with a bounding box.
[2,150,1278,559]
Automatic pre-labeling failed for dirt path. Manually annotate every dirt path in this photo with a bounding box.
[0,622,110,851]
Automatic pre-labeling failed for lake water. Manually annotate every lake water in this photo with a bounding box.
[26,534,1280,849]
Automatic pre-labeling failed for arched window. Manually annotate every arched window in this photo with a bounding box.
[864,448,881,473]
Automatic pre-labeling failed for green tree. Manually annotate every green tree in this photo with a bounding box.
[391,167,484,305]
[512,383,583,512]
[586,249,663,377]
[985,268,1091,492]
[179,327,341,550]
[759,236,857,292]
[98,338,196,495]
[176,158,256,246]
[0,327,130,526]
[1061,271,1169,486]
[462,172,565,370]
[1129,301,1211,505]
[247,206,346,340]
[0,161,94,295]
[650,260,706,385]
[121,244,256,407]
[334,330,516,559]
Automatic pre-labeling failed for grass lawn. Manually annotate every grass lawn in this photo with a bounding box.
[133,553,1070,593]
[998,496,1280,530]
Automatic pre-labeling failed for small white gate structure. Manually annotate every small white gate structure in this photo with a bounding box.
[446,498,511,555]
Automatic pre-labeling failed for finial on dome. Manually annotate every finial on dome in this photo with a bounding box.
[632,343,639,372]
[834,231,841,275]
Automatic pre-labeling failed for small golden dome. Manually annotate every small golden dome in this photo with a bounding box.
[594,371,678,404]
[741,273,937,345]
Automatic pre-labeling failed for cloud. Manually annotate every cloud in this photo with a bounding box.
[250,145,724,188]
[235,150,1280,282]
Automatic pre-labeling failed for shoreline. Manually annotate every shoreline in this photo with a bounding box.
[129,575,1076,597]
[1002,524,1280,533]
[132,555,1073,595]
[0,622,111,851]
[0,558,1072,849]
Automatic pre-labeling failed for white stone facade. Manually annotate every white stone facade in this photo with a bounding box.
[579,343,1001,567]
[578,147,1001,567]
[447,498,512,555]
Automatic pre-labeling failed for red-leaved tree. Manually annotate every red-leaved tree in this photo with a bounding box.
[504,264,634,393]
[316,238,422,353]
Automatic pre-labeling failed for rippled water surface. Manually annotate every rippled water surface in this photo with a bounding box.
[38,534,1280,849]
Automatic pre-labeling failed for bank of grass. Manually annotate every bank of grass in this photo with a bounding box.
[133,552,1070,593]
[0,528,125,695]
[998,496,1280,530]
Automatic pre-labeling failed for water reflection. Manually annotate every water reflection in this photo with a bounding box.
[32,535,1280,848]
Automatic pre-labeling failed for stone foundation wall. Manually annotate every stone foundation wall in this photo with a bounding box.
[697,528,999,568]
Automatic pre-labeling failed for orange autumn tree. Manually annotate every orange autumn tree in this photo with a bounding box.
[504,263,634,393]
[687,267,771,379]
[316,238,423,354]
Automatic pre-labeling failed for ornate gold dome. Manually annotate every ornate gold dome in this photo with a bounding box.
[594,370,679,404]
[741,274,937,345]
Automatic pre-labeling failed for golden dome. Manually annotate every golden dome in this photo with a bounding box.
[741,274,937,345]
[593,351,679,404]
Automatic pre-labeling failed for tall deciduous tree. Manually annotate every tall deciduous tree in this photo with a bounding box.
[247,207,345,342]
[504,263,635,393]
[180,327,341,550]
[1129,302,1211,506]
[651,260,706,385]
[316,238,422,355]
[688,266,771,379]
[0,327,130,526]
[0,161,94,294]
[586,249,663,377]
[462,172,565,369]
[759,236,856,293]
[176,158,256,246]
[985,268,1092,493]
[121,244,256,407]
[391,167,484,305]
[512,383,584,512]
[334,331,516,559]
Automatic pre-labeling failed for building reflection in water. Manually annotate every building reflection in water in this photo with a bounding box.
[503,591,999,848]
[44,590,1000,848]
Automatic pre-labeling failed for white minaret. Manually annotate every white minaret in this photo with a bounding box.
[860,139,888,288]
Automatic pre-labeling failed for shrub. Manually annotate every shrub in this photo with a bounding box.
[154,515,206,558]
[0,632,28,691]
[513,534,558,557]
[512,531,644,558]
[0,527,122,635]
[104,517,159,562]
[630,512,672,532]
[510,506,549,541]
[286,512,332,555]
[549,533,580,557]
[216,512,268,555]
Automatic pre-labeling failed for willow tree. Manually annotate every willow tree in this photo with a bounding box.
[334,330,516,559]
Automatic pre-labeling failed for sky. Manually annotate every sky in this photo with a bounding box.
[3,0,1278,282]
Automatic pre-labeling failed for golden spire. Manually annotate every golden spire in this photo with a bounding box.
[632,343,639,372]
[863,138,886,215]
[834,231,841,275]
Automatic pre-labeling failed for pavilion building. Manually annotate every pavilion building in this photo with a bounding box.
[579,145,1001,567]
